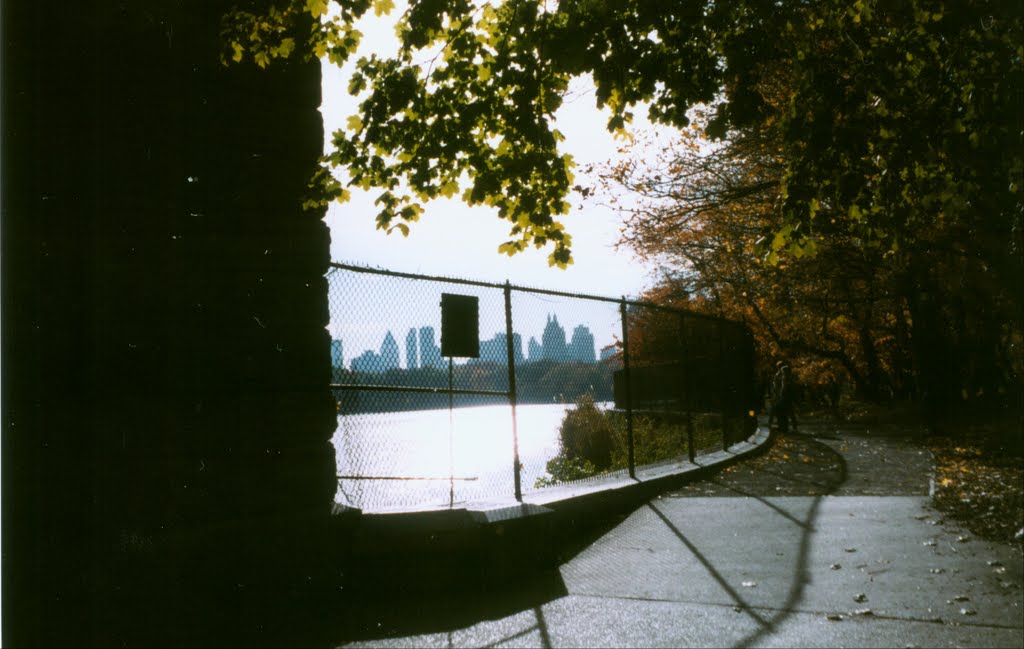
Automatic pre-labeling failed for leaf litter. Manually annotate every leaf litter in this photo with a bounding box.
[930,434,1023,546]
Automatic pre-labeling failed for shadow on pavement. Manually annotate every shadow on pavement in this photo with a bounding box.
[652,433,849,648]
[335,569,568,645]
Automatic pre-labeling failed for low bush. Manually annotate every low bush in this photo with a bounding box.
[536,395,742,487]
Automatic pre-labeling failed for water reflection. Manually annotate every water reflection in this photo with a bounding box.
[333,403,607,511]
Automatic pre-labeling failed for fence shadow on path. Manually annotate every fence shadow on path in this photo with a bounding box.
[649,432,849,648]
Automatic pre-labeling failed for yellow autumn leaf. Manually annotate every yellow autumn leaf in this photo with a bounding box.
[306,0,328,17]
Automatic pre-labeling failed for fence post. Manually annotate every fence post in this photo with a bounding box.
[448,357,455,506]
[620,299,636,478]
[718,321,730,451]
[505,282,522,501]
[680,313,695,463]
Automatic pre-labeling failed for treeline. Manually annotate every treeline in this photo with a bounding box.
[331,359,618,415]
[599,4,1023,441]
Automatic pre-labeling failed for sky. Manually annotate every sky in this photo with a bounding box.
[319,4,679,363]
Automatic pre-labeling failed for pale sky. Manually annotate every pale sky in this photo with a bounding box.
[319,4,679,362]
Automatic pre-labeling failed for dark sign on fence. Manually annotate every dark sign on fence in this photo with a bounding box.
[440,293,479,358]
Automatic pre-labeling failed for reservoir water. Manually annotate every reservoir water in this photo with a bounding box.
[332,402,609,512]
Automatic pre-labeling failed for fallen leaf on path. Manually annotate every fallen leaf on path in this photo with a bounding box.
[830,563,841,570]
[929,568,945,574]
[853,608,873,616]
[741,581,757,588]
[960,608,977,616]
[826,614,843,621]
[853,593,868,603]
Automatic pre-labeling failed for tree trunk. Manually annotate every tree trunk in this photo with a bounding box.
[907,286,953,431]
[858,317,884,401]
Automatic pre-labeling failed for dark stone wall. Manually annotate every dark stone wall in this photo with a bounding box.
[3,2,337,644]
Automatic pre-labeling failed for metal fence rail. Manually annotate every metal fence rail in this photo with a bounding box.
[327,261,757,512]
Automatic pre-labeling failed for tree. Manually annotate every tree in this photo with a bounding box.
[220,0,799,267]
[223,0,1022,417]
[223,1,1021,269]
[602,110,906,401]
[595,4,1022,416]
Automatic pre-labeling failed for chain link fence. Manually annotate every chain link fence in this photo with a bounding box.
[328,262,757,512]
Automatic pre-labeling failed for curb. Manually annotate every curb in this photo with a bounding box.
[333,427,774,593]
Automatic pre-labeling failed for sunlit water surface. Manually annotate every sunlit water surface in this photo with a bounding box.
[333,403,610,511]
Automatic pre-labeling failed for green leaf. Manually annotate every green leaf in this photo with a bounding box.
[348,73,367,96]
[439,180,460,199]
[275,37,295,59]
[305,0,328,18]
[771,225,793,252]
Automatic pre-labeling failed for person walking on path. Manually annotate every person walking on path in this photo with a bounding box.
[768,361,798,433]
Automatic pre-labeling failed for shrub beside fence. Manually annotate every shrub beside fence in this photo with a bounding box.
[327,262,757,512]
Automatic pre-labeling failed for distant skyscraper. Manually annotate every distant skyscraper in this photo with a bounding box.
[330,339,344,368]
[568,325,596,362]
[419,326,443,368]
[380,331,400,371]
[405,328,418,369]
[541,314,567,361]
[600,344,618,361]
[478,335,503,364]
[476,332,525,365]
[528,337,543,362]
[351,350,380,373]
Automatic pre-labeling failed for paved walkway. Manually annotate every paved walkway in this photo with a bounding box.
[338,421,1024,648]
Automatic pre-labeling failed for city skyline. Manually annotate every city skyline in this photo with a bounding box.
[332,315,605,373]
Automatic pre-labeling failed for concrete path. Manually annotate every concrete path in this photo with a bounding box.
[339,424,1024,648]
